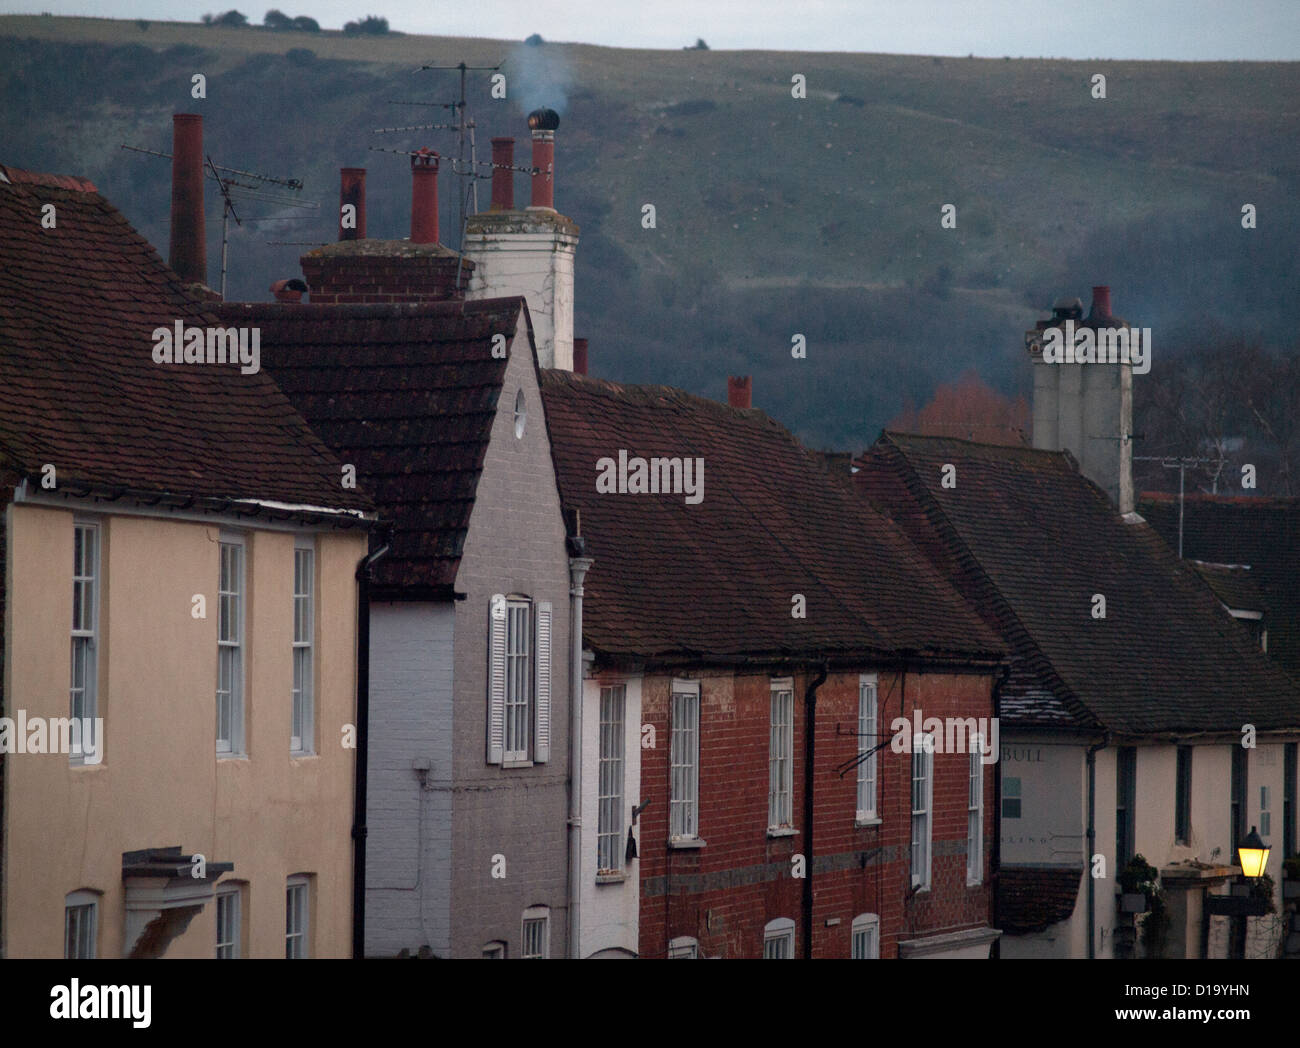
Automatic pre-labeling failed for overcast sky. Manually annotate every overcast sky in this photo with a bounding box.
[2,0,1298,59]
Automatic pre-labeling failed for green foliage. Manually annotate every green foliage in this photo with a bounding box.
[291,15,320,31]
[264,9,291,29]
[524,33,544,45]
[204,10,249,27]
[135,19,150,31]
[343,14,389,35]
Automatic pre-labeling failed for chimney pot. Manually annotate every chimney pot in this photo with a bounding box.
[410,148,439,245]
[490,137,515,211]
[168,113,207,286]
[727,375,752,409]
[339,167,366,241]
[573,337,588,375]
[270,278,308,303]
[1089,285,1112,323]
[529,116,556,210]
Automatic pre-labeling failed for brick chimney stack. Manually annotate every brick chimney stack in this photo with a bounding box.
[409,149,439,245]
[339,167,366,241]
[168,113,206,286]
[727,375,753,409]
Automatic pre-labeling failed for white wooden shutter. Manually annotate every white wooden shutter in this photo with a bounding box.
[534,600,552,763]
[487,594,506,764]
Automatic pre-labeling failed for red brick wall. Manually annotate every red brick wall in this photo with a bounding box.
[300,253,474,305]
[638,665,996,958]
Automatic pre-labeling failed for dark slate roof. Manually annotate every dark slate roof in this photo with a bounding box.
[998,866,1083,934]
[854,434,1300,735]
[1188,561,1267,616]
[218,298,526,596]
[0,165,371,520]
[1139,493,1300,682]
[539,371,1004,665]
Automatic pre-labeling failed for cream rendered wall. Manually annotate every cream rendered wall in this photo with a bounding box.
[578,673,641,958]
[2,503,364,958]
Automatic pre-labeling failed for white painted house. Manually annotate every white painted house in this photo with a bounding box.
[854,287,1300,959]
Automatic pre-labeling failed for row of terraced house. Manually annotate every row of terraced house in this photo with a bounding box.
[2,111,1298,959]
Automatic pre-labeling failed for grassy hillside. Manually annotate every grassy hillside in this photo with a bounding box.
[2,14,1298,452]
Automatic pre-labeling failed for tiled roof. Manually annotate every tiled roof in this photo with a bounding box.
[855,434,1300,734]
[998,866,1083,934]
[1188,561,1267,616]
[1139,493,1300,682]
[0,166,371,519]
[218,299,525,596]
[539,371,1005,665]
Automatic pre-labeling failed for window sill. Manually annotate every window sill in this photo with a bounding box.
[595,872,627,885]
[290,750,318,760]
[502,759,534,769]
[217,753,249,761]
[766,827,798,839]
[668,837,706,850]
[855,815,882,828]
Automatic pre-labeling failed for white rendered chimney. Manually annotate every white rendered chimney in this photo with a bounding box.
[461,109,577,370]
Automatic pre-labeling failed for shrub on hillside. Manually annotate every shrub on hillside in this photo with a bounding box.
[524,33,544,45]
[264,9,292,28]
[203,10,249,26]
[291,15,320,31]
[343,14,389,35]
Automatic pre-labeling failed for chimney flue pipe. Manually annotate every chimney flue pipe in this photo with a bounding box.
[490,137,514,211]
[728,375,752,409]
[573,337,588,375]
[169,113,206,286]
[1089,285,1112,322]
[339,167,366,241]
[410,149,439,245]
[527,108,560,210]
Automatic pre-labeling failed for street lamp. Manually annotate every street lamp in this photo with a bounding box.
[1237,826,1270,879]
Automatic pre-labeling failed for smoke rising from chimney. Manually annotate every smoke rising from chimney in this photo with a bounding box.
[508,41,574,117]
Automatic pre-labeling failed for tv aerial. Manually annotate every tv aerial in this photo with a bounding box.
[121,143,319,298]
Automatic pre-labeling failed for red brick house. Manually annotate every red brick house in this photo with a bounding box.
[540,372,1007,958]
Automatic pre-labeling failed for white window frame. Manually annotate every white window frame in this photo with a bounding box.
[64,890,99,959]
[216,883,243,958]
[482,941,506,959]
[217,534,246,756]
[667,936,699,959]
[291,538,315,755]
[856,674,878,823]
[285,875,310,958]
[911,734,933,891]
[851,913,880,959]
[669,680,701,841]
[597,684,626,875]
[967,734,984,885]
[504,598,532,764]
[70,520,100,765]
[763,917,795,959]
[768,679,794,832]
[521,906,549,959]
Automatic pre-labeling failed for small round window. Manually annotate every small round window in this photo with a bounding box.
[513,389,526,439]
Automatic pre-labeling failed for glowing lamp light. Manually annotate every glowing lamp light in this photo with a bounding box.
[1237,826,1270,879]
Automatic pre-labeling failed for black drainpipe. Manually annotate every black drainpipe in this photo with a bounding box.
[989,661,1011,959]
[801,660,829,960]
[352,533,390,959]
